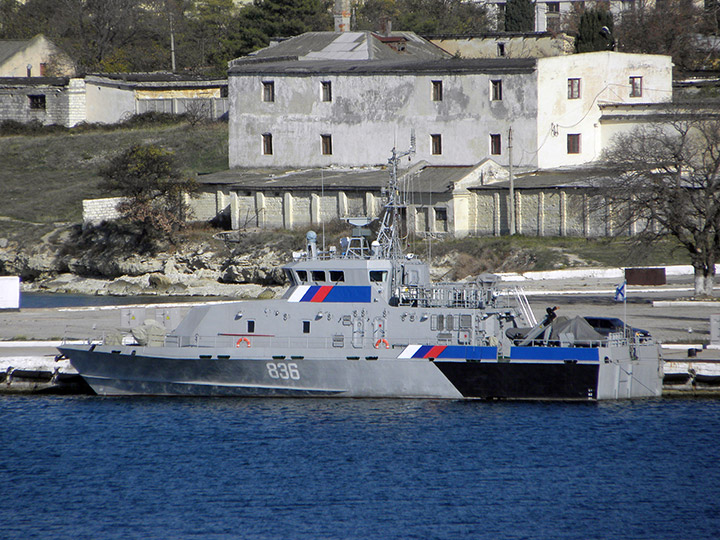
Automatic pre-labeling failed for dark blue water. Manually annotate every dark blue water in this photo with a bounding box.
[2,397,719,540]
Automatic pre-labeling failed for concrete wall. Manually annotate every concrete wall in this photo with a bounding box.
[229,70,539,169]
[84,77,229,124]
[178,186,625,239]
[430,34,574,59]
[535,52,672,169]
[84,81,137,124]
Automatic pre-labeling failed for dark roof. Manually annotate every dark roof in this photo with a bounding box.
[87,72,226,83]
[198,165,476,193]
[232,31,449,65]
[0,39,31,65]
[198,167,391,191]
[471,166,616,190]
[408,166,478,193]
[0,76,70,87]
[229,57,537,76]
[424,32,561,39]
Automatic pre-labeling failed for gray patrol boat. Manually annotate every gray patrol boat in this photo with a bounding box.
[59,148,663,400]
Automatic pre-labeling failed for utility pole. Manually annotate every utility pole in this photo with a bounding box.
[508,127,515,235]
[170,13,176,72]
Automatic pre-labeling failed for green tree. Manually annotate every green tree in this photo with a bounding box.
[356,0,489,35]
[504,0,534,32]
[614,1,709,71]
[575,7,614,53]
[99,144,198,239]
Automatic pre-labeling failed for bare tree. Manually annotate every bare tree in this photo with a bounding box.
[602,110,720,296]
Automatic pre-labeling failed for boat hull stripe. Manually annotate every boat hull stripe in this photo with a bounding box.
[510,346,599,362]
[289,286,372,303]
[401,345,498,360]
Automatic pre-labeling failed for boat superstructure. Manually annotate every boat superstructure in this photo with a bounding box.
[59,148,663,400]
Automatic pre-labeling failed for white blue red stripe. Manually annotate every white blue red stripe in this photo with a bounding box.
[288,285,372,303]
[398,345,497,360]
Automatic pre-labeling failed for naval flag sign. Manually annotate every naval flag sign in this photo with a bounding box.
[614,280,626,302]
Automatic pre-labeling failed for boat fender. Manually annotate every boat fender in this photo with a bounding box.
[236,337,251,348]
[374,339,389,349]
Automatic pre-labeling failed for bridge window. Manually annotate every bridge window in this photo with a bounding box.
[330,270,345,282]
[296,270,307,282]
[312,270,326,282]
[370,271,387,283]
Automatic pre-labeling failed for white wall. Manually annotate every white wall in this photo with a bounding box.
[535,52,672,169]
[0,277,20,309]
[85,80,136,124]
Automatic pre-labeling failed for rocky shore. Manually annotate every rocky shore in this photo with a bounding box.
[0,225,293,298]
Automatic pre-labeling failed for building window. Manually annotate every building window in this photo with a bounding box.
[262,133,273,155]
[568,78,581,99]
[630,76,642,97]
[490,134,502,155]
[435,207,448,232]
[432,80,443,101]
[497,43,506,57]
[220,86,228,98]
[321,134,332,155]
[431,134,442,155]
[28,95,46,110]
[547,1,560,12]
[491,80,502,101]
[321,81,332,102]
[39,63,47,76]
[262,81,274,102]
[567,133,581,154]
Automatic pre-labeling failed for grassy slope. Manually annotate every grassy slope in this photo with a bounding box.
[0,120,690,272]
[0,121,228,237]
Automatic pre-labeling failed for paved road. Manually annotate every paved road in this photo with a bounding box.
[0,273,718,346]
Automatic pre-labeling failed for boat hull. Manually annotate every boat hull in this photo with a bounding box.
[59,343,662,401]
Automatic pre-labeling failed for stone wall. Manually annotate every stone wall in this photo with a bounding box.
[184,187,629,238]
[82,197,127,226]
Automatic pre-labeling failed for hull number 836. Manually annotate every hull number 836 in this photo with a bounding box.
[267,362,300,380]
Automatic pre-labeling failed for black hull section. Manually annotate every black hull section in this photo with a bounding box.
[436,361,600,400]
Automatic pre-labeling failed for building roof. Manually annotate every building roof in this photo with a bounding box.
[0,76,70,87]
[198,164,480,193]
[85,73,227,90]
[0,38,33,66]
[199,164,620,193]
[232,31,450,65]
[229,56,537,76]
[471,166,615,190]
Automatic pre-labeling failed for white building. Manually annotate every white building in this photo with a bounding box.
[228,50,672,170]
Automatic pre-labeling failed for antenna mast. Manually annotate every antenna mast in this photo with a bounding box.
[376,132,415,262]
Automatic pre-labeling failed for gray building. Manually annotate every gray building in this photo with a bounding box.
[228,49,672,170]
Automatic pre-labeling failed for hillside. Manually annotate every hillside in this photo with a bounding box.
[0,118,228,243]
